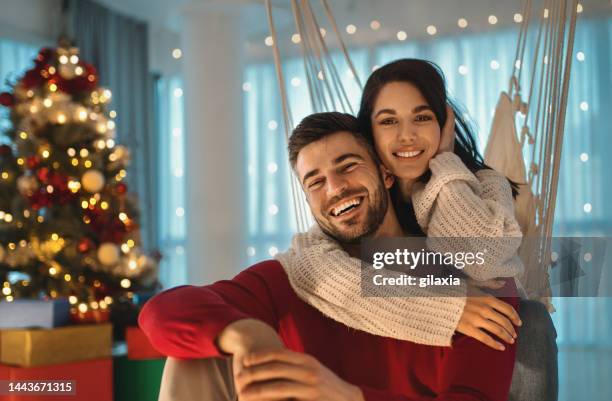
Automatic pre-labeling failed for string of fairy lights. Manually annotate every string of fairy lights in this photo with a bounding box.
[263,4,584,46]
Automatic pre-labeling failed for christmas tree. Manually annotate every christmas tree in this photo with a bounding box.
[0,45,159,322]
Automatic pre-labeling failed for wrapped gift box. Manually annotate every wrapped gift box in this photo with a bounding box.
[0,299,70,329]
[113,355,165,401]
[0,323,112,367]
[0,357,112,401]
[126,326,164,360]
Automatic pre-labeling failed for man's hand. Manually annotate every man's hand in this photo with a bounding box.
[234,349,364,401]
[436,104,456,155]
[456,285,522,351]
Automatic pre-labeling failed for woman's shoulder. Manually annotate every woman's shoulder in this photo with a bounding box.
[474,167,512,187]
[474,167,506,180]
[474,167,516,201]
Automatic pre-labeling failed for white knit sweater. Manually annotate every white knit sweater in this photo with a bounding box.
[276,152,524,346]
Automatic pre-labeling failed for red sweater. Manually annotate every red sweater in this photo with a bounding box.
[139,260,517,401]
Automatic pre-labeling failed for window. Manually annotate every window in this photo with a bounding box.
[155,76,187,288]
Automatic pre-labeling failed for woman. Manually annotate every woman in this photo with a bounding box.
[278,58,524,349]
[358,58,523,281]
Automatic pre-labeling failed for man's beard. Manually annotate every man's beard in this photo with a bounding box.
[315,174,388,244]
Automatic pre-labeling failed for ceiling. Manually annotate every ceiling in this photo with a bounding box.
[95,0,611,58]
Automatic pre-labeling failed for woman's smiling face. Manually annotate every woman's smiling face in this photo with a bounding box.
[371,81,441,181]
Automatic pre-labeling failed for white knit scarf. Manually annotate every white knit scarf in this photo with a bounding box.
[275,225,467,346]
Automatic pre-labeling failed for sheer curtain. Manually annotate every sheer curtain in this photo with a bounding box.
[244,15,612,401]
[155,76,187,289]
[0,39,39,141]
[68,0,158,252]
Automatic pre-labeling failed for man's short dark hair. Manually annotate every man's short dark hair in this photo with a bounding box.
[288,112,379,169]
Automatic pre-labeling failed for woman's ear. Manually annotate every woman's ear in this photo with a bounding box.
[379,164,395,188]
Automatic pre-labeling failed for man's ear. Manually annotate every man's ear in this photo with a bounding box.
[379,164,395,189]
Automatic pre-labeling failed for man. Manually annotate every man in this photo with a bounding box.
[139,112,520,401]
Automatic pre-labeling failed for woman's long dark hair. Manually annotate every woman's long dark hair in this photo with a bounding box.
[357,58,518,234]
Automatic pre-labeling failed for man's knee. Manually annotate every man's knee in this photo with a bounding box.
[159,357,236,401]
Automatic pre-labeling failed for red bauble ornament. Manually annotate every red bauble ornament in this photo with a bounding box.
[26,155,41,169]
[77,237,95,253]
[29,190,50,210]
[36,47,54,65]
[0,92,14,107]
[49,171,68,188]
[55,75,70,93]
[37,166,50,183]
[65,62,98,94]
[21,68,43,89]
[116,182,127,195]
[0,144,11,156]
[84,63,98,80]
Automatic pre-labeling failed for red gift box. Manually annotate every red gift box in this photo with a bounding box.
[126,326,164,360]
[0,357,112,401]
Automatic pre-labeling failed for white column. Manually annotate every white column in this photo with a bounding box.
[180,2,248,284]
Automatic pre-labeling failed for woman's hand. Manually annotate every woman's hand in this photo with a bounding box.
[437,104,456,155]
[456,285,522,351]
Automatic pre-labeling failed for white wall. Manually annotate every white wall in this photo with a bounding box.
[148,25,181,77]
[0,0,60,45]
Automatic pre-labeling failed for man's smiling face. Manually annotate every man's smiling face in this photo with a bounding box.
[295,131,391,243]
